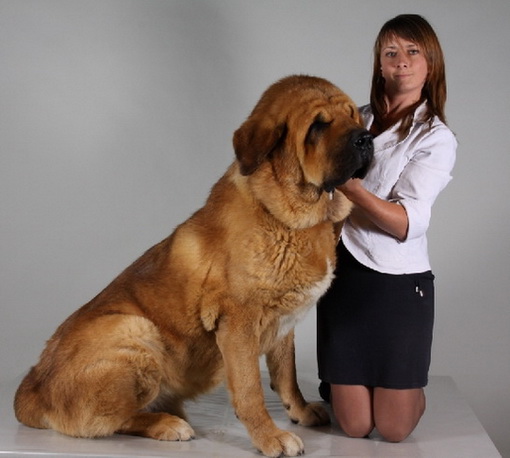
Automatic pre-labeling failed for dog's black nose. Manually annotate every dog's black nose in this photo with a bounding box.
[352,130,373,153]
[349,129,374,179]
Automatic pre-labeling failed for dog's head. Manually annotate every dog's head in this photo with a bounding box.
[233,75,373,192]
[232,75,373,228]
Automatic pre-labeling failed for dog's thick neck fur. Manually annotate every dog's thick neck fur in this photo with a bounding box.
[230,161,351,231]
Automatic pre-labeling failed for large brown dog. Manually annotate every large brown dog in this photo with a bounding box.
[14,75,373,457]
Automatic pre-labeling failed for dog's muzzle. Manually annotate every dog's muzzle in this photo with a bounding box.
[322,128,374,193]
[349,128,374,179]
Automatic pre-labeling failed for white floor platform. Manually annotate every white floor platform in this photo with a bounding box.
[0,373,501,457]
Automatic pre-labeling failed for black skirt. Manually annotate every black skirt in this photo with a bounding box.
[317,240,435,389]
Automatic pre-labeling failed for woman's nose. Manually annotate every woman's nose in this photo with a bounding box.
[397,56,409,67]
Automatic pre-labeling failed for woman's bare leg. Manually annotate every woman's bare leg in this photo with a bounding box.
[330,384,425,442]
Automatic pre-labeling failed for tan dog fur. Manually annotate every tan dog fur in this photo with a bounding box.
[14,75,373,457]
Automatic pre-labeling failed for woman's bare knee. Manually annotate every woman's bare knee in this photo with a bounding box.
[376,421,413,442]
[330,384,374,438]
[338,417,374,438]
[374,387,425,442]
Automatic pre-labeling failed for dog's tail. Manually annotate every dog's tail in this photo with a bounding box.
[14,368,49,429]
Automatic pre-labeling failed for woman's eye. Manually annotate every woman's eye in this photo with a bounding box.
[409,49,420,55]
[386,51,396,57]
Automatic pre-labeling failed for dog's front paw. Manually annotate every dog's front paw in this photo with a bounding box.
[289,401,330,427]
[255,429,304,457]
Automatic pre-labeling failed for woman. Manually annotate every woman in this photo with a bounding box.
[317,14,457,442]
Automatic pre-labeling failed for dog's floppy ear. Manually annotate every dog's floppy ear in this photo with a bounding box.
[233,118,287,176]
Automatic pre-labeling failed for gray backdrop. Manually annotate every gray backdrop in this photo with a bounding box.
[1,1,509,455]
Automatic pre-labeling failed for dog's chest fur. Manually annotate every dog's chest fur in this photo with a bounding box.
[275,257,334,339]
[230,219,336,342]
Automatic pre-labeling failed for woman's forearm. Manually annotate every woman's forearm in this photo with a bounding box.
[338,179,409,241]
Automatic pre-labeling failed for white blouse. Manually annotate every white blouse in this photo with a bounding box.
[341,102,457,274]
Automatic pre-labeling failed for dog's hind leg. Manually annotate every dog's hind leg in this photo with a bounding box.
[16,314,195,441]
[118,386,195,440]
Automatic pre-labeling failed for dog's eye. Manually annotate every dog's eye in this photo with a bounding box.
[306,119,330,144]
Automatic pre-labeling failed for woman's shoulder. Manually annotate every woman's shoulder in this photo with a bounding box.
[415,103,455,135]
[412,114,457,170]
[421,115,457,147]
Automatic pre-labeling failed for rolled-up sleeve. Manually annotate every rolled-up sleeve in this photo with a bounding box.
[393,126,457,241]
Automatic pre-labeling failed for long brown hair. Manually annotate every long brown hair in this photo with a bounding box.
[370,14,447,138]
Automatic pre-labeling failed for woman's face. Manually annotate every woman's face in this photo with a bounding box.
[380,36,428,100]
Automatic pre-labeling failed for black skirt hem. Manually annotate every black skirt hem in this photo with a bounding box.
[318,375,429,390]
